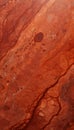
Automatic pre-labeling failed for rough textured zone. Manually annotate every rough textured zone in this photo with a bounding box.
[0,0,74,130]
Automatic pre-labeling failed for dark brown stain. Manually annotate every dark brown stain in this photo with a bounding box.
[34,32,44,42]
[60,78,74,102]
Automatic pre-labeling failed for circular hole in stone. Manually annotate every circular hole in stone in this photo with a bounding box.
[34,32,44,42]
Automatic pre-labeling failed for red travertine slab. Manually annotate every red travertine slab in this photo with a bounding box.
[0,0,74,130]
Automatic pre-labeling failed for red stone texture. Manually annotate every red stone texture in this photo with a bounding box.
[0,0,74,130]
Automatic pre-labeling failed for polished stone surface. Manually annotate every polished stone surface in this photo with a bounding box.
[0,0,74,130]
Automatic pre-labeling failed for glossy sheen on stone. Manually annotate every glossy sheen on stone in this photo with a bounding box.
[0,0,74,130]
